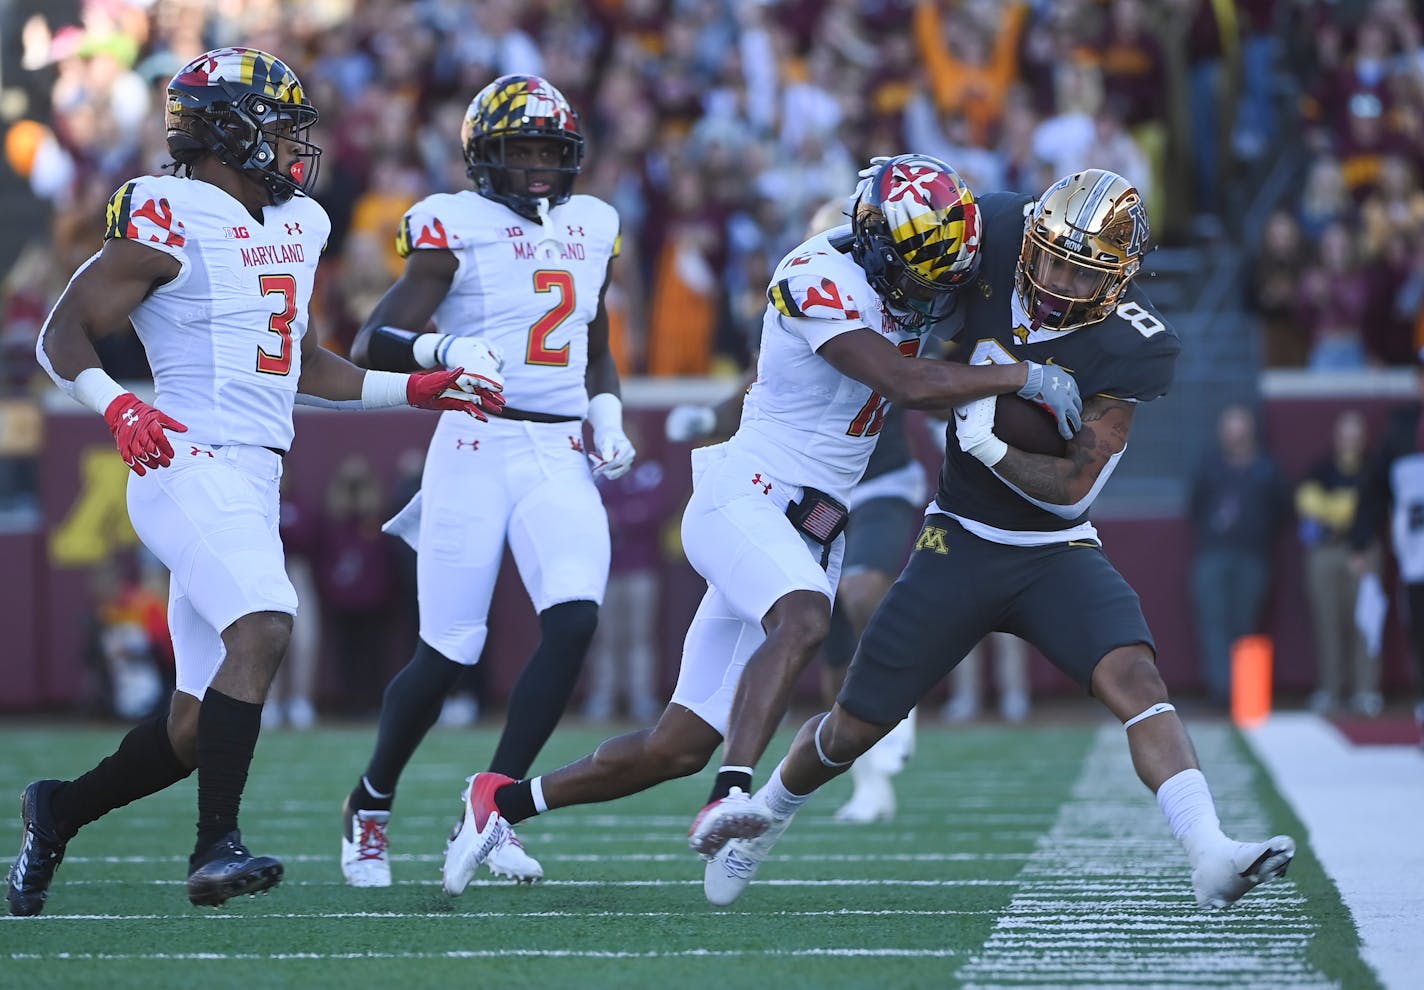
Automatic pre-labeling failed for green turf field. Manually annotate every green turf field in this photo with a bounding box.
[0,718,1379,989]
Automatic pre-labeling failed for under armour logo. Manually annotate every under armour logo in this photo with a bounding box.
[751,473,772,495]
[455,439,479,451]
[121,409,139,426]
[285,222,302,235]
[569,436,584,452]
[566,225,585,237]
[190,446,213,457]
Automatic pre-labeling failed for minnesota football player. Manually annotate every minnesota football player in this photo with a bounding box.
[15,48,494,915]
[709,169,1297,913]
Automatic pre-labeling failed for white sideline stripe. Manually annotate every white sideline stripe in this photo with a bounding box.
[956,725,1332,990]
[58,851,1030,865]
[1246,713,1424,990]
[6,948,960,961]
[3,908,996,922]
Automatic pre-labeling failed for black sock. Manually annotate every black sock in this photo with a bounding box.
[708,767,754,804]
[488,601,597,778]
[48,715,192,838]
[363,640,465,796]
[347,776,394,814]
[195,689,263,852]
[494,779,537,825]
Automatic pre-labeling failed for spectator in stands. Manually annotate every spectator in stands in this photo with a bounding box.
[1298,409,1379,716]
[1247,209,1311,367]
[1297,221,1373,370]
[1189,404,1290,706]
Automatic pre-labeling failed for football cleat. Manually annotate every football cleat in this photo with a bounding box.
[340,796,391,888]
[832,764,897,824]
[7,780,70,917]
[484,826,543,884]
[186,830,283,907]
[443,772,515,895]
[688,788,772,858]
[704,811,795,906]
[1191,835,1296,910]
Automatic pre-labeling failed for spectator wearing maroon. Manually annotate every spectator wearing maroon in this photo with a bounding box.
[318,455,398,716]
[1297,221,1374,370]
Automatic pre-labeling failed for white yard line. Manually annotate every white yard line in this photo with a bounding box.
[4,948,960,961]
[957,724,1332,990]
[1245,713,1424,990]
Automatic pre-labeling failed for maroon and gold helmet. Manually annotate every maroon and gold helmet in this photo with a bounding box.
[1017,169,1149,331]
[461,75,584,221]
[165,47,320,203]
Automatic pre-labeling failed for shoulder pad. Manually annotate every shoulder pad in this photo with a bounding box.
[397,194,465,258]
[768,272,866,322]
[104,177,187,248]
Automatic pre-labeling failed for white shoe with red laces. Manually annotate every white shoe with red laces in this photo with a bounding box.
[688,788,772,858]
[443,772,516,895]
[340,799,391,888]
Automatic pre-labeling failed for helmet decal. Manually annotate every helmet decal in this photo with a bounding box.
[462,75,584,222]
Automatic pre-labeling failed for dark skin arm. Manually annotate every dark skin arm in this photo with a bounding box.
[585,267,621,399]
[818,326,1028,410]
[349,248,458,369]
[992,394,1134,505]
[39,239,180,381]
[295,313,369,400]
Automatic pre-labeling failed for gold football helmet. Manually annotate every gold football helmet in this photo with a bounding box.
[1017,169,1148,331]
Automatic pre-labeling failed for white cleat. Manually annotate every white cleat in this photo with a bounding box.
[833,764,897,824]
[340,799,391,888]
[704,811,795,906]
[1192,835,1296,910]
[442,772,515,896]
[688,788,772,858]
[484,825,543,883]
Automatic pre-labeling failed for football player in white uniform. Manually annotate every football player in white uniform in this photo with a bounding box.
[10,49,498,916]
[338,75,632,887]
[437,155,1083,896]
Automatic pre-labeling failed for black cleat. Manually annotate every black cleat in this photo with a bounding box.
[186,831,283,907]
[7,780,70,917]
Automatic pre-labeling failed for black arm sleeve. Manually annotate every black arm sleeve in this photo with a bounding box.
[363,326,425,373]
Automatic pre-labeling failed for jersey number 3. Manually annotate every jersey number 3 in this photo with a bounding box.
[256,273,297,376]
[527,270,576,366]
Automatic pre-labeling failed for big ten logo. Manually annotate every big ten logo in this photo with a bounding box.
[224,226,251,239]
[49,447,139,565]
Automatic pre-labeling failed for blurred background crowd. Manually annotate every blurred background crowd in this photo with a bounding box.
[3,0,1424,729]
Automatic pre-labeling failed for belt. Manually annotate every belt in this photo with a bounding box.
[498,407,581,424]
[264,446,286,458]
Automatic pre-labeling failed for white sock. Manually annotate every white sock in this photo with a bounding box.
[758,761,814,820]
[1156,768,1227,864]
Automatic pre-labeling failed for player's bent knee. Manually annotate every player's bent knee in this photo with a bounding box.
[224,610,294,667]
[1092,645,1167,709]
[765,592,831,648]
[540,600,599,648]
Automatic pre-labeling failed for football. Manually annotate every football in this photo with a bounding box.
[994,393,1068,457]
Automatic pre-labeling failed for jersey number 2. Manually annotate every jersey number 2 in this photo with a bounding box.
[847,339,920,437]
[527,270,576,366]
[256,273,297,376]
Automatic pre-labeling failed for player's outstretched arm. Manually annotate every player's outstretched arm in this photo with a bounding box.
[966,394,1135,506]
[35,239,189,475]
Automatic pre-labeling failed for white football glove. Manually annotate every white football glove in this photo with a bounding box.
[587,392,637,480]
[953,396,1007,467]
[438,335,504,394]
[665,404,717,443]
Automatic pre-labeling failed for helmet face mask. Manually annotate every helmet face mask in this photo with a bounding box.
[462,75,584,221]
[166,48,321,204]
[850,154,980,328]
[1017,169,1148,332]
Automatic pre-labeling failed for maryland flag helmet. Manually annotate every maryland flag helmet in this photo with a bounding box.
[850,154,981,319]
[165,47,320,203]
[1018,169,1149,332]
[462,74,584,221]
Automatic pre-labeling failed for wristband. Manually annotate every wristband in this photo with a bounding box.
[361,370,412,409]
[411,332,444,369]
[73,367,129,416]
[970,436,1009,468]
[587,392,624,433]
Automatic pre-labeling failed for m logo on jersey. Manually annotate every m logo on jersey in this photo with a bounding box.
[913,525,949,555]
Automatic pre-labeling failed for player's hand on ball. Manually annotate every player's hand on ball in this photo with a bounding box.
[953,396,1007,467]
[1017,361,1082,439]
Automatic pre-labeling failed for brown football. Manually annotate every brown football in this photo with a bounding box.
[994,394,1068,457]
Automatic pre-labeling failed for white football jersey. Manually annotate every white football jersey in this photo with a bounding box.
[97,173,330,450]
[732,226,928,500]
[397,191,620,418]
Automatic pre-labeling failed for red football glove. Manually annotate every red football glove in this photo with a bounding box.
[405,367,505,421]
[103,393,188,476]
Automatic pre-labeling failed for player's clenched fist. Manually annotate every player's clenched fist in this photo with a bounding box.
[406,366,505,420]
[103,393,188,476]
